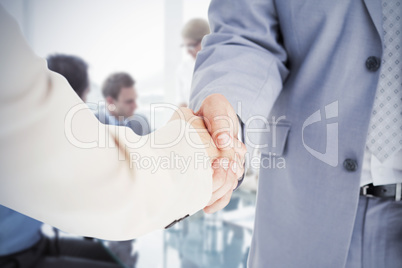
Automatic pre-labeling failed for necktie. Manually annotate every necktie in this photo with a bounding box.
[366,0,402,162]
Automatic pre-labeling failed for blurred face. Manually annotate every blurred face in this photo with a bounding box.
[108,86,138,119]
[183,38,202,59]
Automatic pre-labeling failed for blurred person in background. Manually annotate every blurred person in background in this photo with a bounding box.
[95,72,151,136]
[176,18,210,107]
[47,54,91,102]
[49,54,140,267]
[0,53,121,268]
[0,6,246,268]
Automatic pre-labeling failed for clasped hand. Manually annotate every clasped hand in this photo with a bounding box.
[170,94,246,213]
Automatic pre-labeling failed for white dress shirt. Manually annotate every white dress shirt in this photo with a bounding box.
[360,148,402,186]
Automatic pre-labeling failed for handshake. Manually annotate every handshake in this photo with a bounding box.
[170,94,247,214]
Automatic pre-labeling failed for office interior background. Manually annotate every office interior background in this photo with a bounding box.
[0,1,259,267]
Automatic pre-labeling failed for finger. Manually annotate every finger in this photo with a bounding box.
[231,152,245,179]
[211,159,226,192]
[215,131,232,150]
[207,160,237,206]
[199,114,234,150]
[204,189,233,214]
[210,149,243,179]
[232,177,239,190]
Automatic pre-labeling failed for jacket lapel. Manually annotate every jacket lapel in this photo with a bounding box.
[363,0,384,45]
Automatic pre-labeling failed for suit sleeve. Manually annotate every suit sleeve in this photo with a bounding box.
[0,5,212,241]
[189,0,289,124]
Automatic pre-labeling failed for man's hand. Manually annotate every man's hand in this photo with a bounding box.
[170,106,246,213]
[196,94,240,150]
[196,94,246,213]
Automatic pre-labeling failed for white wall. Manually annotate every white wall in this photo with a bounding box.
[183,0,209,22]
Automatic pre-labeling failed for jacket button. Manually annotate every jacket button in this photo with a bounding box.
[343,159,358,172]
[366,56,381,71]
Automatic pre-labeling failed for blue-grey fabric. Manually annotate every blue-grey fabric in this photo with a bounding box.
[94,106,151,136]
[189,0,400,267]
[345,196,402,268]
[0,206,42,256]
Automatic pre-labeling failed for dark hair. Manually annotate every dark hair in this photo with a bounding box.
[102,72,135,99]
[47,54,89,98]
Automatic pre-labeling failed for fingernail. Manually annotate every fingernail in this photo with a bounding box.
[231,161,237,173]
[216,133,230,147]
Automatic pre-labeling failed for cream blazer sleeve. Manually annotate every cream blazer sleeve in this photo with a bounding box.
[0,6,212,240]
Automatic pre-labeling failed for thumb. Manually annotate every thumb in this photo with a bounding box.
[213,122,232,149]
[196,94,238,149]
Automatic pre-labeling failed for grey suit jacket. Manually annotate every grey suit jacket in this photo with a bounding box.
[190,0,384,267]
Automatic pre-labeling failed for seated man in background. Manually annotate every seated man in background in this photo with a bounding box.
[95,72,151,135]
[0,54,121,268]
[1,7,245,268]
